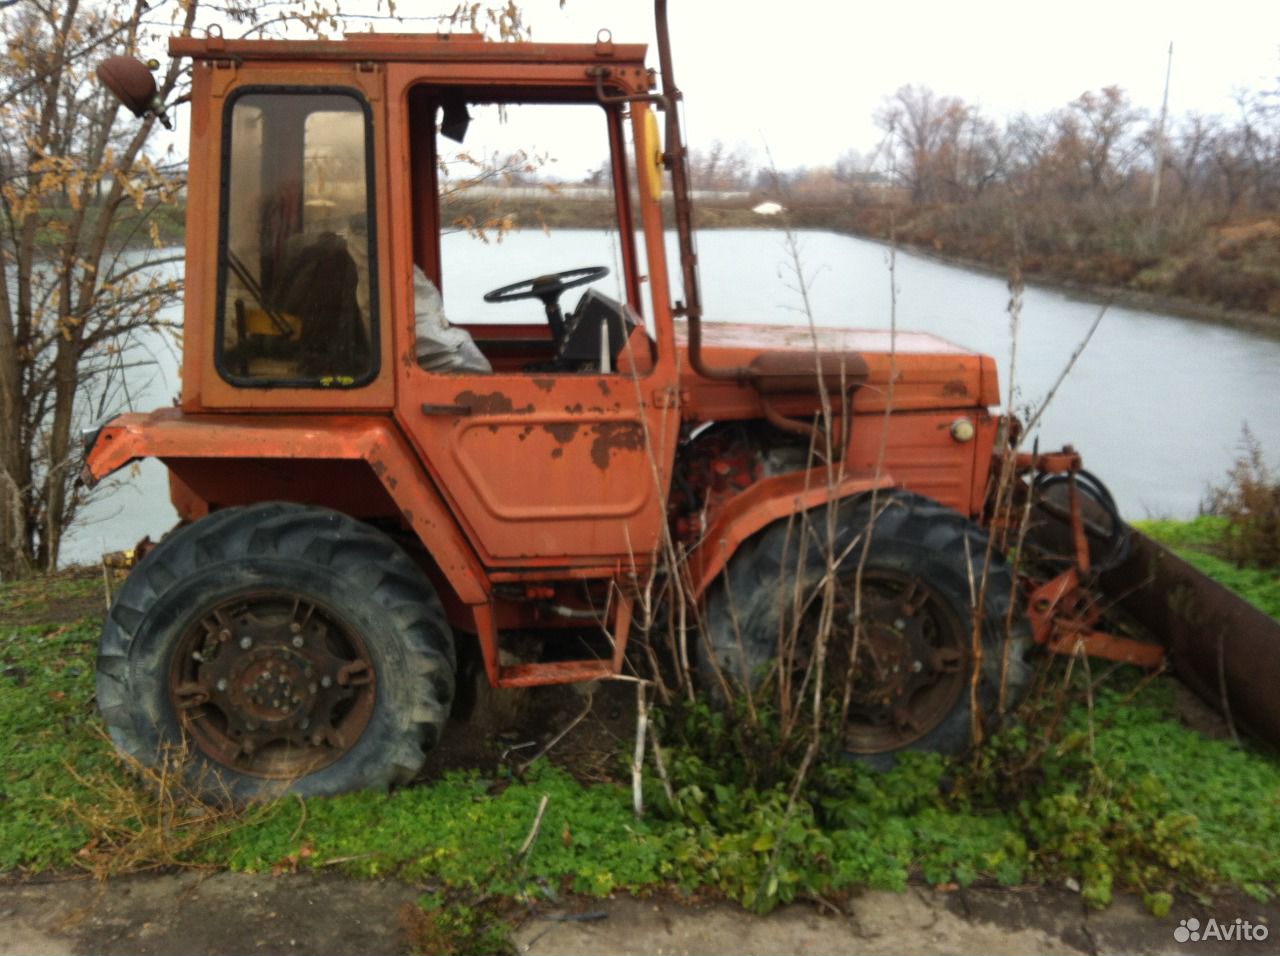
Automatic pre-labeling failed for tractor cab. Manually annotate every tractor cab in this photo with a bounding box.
[162,32,674,407]
[129,32,683,569]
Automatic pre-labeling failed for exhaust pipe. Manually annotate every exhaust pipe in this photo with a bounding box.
[654,0,750,385]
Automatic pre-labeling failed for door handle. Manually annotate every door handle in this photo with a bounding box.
[420,402,472,416]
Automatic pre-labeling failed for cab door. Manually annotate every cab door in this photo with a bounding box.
[387,84,678,568]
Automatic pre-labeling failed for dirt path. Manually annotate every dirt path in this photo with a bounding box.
[3,871,1275,956]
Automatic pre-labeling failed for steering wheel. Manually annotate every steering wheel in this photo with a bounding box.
[483,266,609,353]
[483,266,609,306]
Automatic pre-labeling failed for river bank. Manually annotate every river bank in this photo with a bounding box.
[864,236,1280,340]
[748,199,1280,339]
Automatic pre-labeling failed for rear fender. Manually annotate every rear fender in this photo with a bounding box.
[686,467,893,600]
[81,409,489,604]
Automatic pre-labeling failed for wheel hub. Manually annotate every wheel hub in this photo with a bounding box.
[818,571,969,754]
[228,648,316,726]
[169,594,376,778]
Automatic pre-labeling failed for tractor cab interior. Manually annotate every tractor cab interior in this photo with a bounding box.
[406,88,654,376]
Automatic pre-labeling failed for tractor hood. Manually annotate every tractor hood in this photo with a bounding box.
[675,321,1002,415]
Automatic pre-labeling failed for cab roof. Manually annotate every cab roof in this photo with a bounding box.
[169,32,649,73]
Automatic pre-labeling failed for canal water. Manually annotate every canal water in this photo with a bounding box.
[61,229,1280,565]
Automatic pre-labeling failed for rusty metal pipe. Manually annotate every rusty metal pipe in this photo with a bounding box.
[654,0,752,385]
[1100,530,1280,747]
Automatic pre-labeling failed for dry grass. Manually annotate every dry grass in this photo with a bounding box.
[63,733,280,880]
[1206,425,1280,570]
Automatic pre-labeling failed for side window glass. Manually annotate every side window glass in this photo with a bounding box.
[217,90,377,386]
[418,99,649,376]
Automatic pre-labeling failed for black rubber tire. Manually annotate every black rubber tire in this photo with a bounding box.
[96,502,455,801]
[702,491,1033,761]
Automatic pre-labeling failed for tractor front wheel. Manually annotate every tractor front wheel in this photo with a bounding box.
[702,491,1032,761]
[96,503,455,801]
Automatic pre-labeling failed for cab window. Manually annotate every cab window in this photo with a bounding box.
[407,90,651,375]
[216,89,378,386]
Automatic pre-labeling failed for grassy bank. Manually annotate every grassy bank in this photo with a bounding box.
[4,564,1280,948]
[1134,515,1280,620]
[766,199,1280,335]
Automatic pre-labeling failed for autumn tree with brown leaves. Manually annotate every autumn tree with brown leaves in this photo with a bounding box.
[0,0,195,576]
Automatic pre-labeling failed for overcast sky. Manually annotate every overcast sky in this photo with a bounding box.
[489,0,1280,170]
[152,0,1280,175]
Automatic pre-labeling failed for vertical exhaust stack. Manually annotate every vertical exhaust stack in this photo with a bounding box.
[654,0,748,385]
[653,0,868,452]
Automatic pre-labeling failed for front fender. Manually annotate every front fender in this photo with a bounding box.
[80,408,489,604]
[686,466,894,600]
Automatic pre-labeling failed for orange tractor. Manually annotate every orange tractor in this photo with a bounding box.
[86,3,1279,800]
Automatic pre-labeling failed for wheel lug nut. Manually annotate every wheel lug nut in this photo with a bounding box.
[309,683,318,694]
[290,622,302,634]
[894,619,906,630]
[320,676,332,688]
[292,635,304,648]
[218,628,231,642]
[239,636,253,650]
[216,678,228,691]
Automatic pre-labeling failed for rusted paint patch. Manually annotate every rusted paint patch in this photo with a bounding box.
[387,476,398,489]
[401,508,415,526]
[401,349,417,369]
[551,447,564,459]
[589,421,644,471]
[596,380,611,397]
[369,458,387,478]
[564,402,584,414]
[542,423,578,444]
[455,390,535,415]
[942,380,969,397]
[532,378,557,392]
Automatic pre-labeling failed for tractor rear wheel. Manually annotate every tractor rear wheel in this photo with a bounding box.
[96,502,455,801]
[702,491,1032,761]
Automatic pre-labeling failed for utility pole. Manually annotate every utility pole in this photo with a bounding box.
[1150,41,1174,212]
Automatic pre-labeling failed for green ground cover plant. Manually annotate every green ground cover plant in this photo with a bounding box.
[4,566,1280,951]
